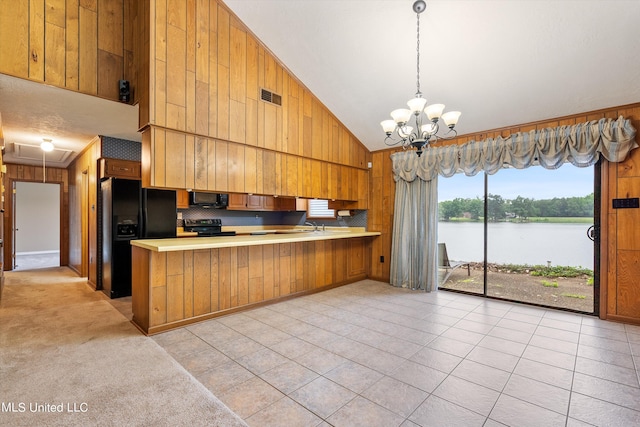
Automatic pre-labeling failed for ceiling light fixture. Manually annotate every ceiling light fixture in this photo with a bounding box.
[41,138,54,152]
[381,0,461,157]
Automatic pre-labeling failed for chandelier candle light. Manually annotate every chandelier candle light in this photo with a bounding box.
[381,0,461,157]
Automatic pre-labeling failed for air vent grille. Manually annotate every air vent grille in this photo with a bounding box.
[260,88,282,106]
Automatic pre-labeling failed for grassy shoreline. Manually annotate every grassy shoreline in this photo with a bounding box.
[466,262,593,278]
[442,217,593,224]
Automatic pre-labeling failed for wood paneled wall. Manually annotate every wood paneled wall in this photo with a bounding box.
[604,104,640,324]
[368,103,640,324]
[0,0,141,103]
[132,237,369,334]
[141,0,370,202]
[2,164,69,271]
[368,149,397,282]
[67,136,101,284]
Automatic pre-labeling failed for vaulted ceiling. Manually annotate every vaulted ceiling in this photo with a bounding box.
[1,0,639,167]
[224,0,640,151]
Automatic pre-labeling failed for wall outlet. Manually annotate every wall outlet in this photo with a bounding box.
[177,212,183,220]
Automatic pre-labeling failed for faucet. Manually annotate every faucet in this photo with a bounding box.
[304,221,317,231]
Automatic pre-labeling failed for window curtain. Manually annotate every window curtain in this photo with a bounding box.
[389,116,637,291]
[390,176,439,291]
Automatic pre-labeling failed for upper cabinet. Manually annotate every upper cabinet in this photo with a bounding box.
[99,158,141,180]
[140,0,371,202]
[227,193,299,212]
[176,189,190,209]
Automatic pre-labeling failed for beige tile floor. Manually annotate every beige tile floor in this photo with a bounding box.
[152,279,640,427]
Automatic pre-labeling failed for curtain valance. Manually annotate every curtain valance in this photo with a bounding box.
[391,116,637,182]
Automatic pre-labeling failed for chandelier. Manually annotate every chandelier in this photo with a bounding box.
[381,0,461,157]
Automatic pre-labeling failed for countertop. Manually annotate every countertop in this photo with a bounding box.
[135,228,381,252]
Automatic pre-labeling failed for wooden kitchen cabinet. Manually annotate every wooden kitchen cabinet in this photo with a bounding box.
[227,193,299,211]
[99,158,141,180]
[227,193,248,209]
[229,194,275,211]
[176,190,190,209]
[348,238,366,277]
[246,194,264,210]
[275,197,295,211]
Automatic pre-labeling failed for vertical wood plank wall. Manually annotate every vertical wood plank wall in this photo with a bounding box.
[606,105,640,324]
[66,136,101,285]
[141,0,370,203]
[132,237,368,334]
[2,164,69,273]
[0,0,141,103]
[367,103,640,324]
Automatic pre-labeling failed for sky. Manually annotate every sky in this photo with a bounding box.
[438,164,594,201]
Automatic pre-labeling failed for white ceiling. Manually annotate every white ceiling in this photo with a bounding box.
[0,74,139,167]
[224,0,640,151]
[1,0,639,167]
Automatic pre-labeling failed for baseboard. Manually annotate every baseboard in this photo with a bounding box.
[16,250,60,256]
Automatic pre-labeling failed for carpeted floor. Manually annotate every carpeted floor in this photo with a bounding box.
[0,267,247,426]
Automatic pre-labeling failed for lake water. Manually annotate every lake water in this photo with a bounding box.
[438,221,594,268]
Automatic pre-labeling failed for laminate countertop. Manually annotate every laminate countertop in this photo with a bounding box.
[132,229,381,252]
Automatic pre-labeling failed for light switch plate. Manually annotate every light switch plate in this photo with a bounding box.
[612,198,639,209]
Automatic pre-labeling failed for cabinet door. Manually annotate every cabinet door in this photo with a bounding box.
[246,194,263,210]
[274,197,295,211]
[295,198,308,211]
[176,190,190,209]
[348,238,366,277]
[227,193,247,209]
[262,196,276,210]
[100,158,141,179]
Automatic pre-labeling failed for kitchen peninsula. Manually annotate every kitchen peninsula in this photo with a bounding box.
[131,229,380,335]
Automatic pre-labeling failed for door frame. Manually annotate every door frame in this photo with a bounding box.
[5,177,66,271]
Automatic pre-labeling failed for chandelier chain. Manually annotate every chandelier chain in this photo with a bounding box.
[416,10,421,97]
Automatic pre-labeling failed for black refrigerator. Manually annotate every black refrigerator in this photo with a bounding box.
[100,178,176,298]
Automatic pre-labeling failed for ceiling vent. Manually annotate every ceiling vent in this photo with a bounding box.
[260,88,282,106]
[12,142,73,164]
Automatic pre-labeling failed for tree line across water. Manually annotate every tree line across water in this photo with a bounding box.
[439,193,594,221]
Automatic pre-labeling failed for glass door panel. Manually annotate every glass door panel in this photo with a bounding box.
[438,173,485,294]
[486,165,594,312]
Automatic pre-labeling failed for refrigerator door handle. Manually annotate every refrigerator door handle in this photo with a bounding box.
[139,207,145,238]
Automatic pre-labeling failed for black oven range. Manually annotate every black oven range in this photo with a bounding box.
[183,218,236,237]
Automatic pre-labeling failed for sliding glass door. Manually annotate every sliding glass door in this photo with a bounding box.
[438,164,596,313]
[437,173,484,295]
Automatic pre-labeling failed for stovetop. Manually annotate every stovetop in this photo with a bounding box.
[184,218,222,227]
[183,219,236,237]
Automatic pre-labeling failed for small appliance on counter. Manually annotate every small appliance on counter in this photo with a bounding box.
[183,218,236,237]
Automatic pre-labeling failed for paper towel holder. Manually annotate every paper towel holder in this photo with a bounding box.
[337,210,354,217]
